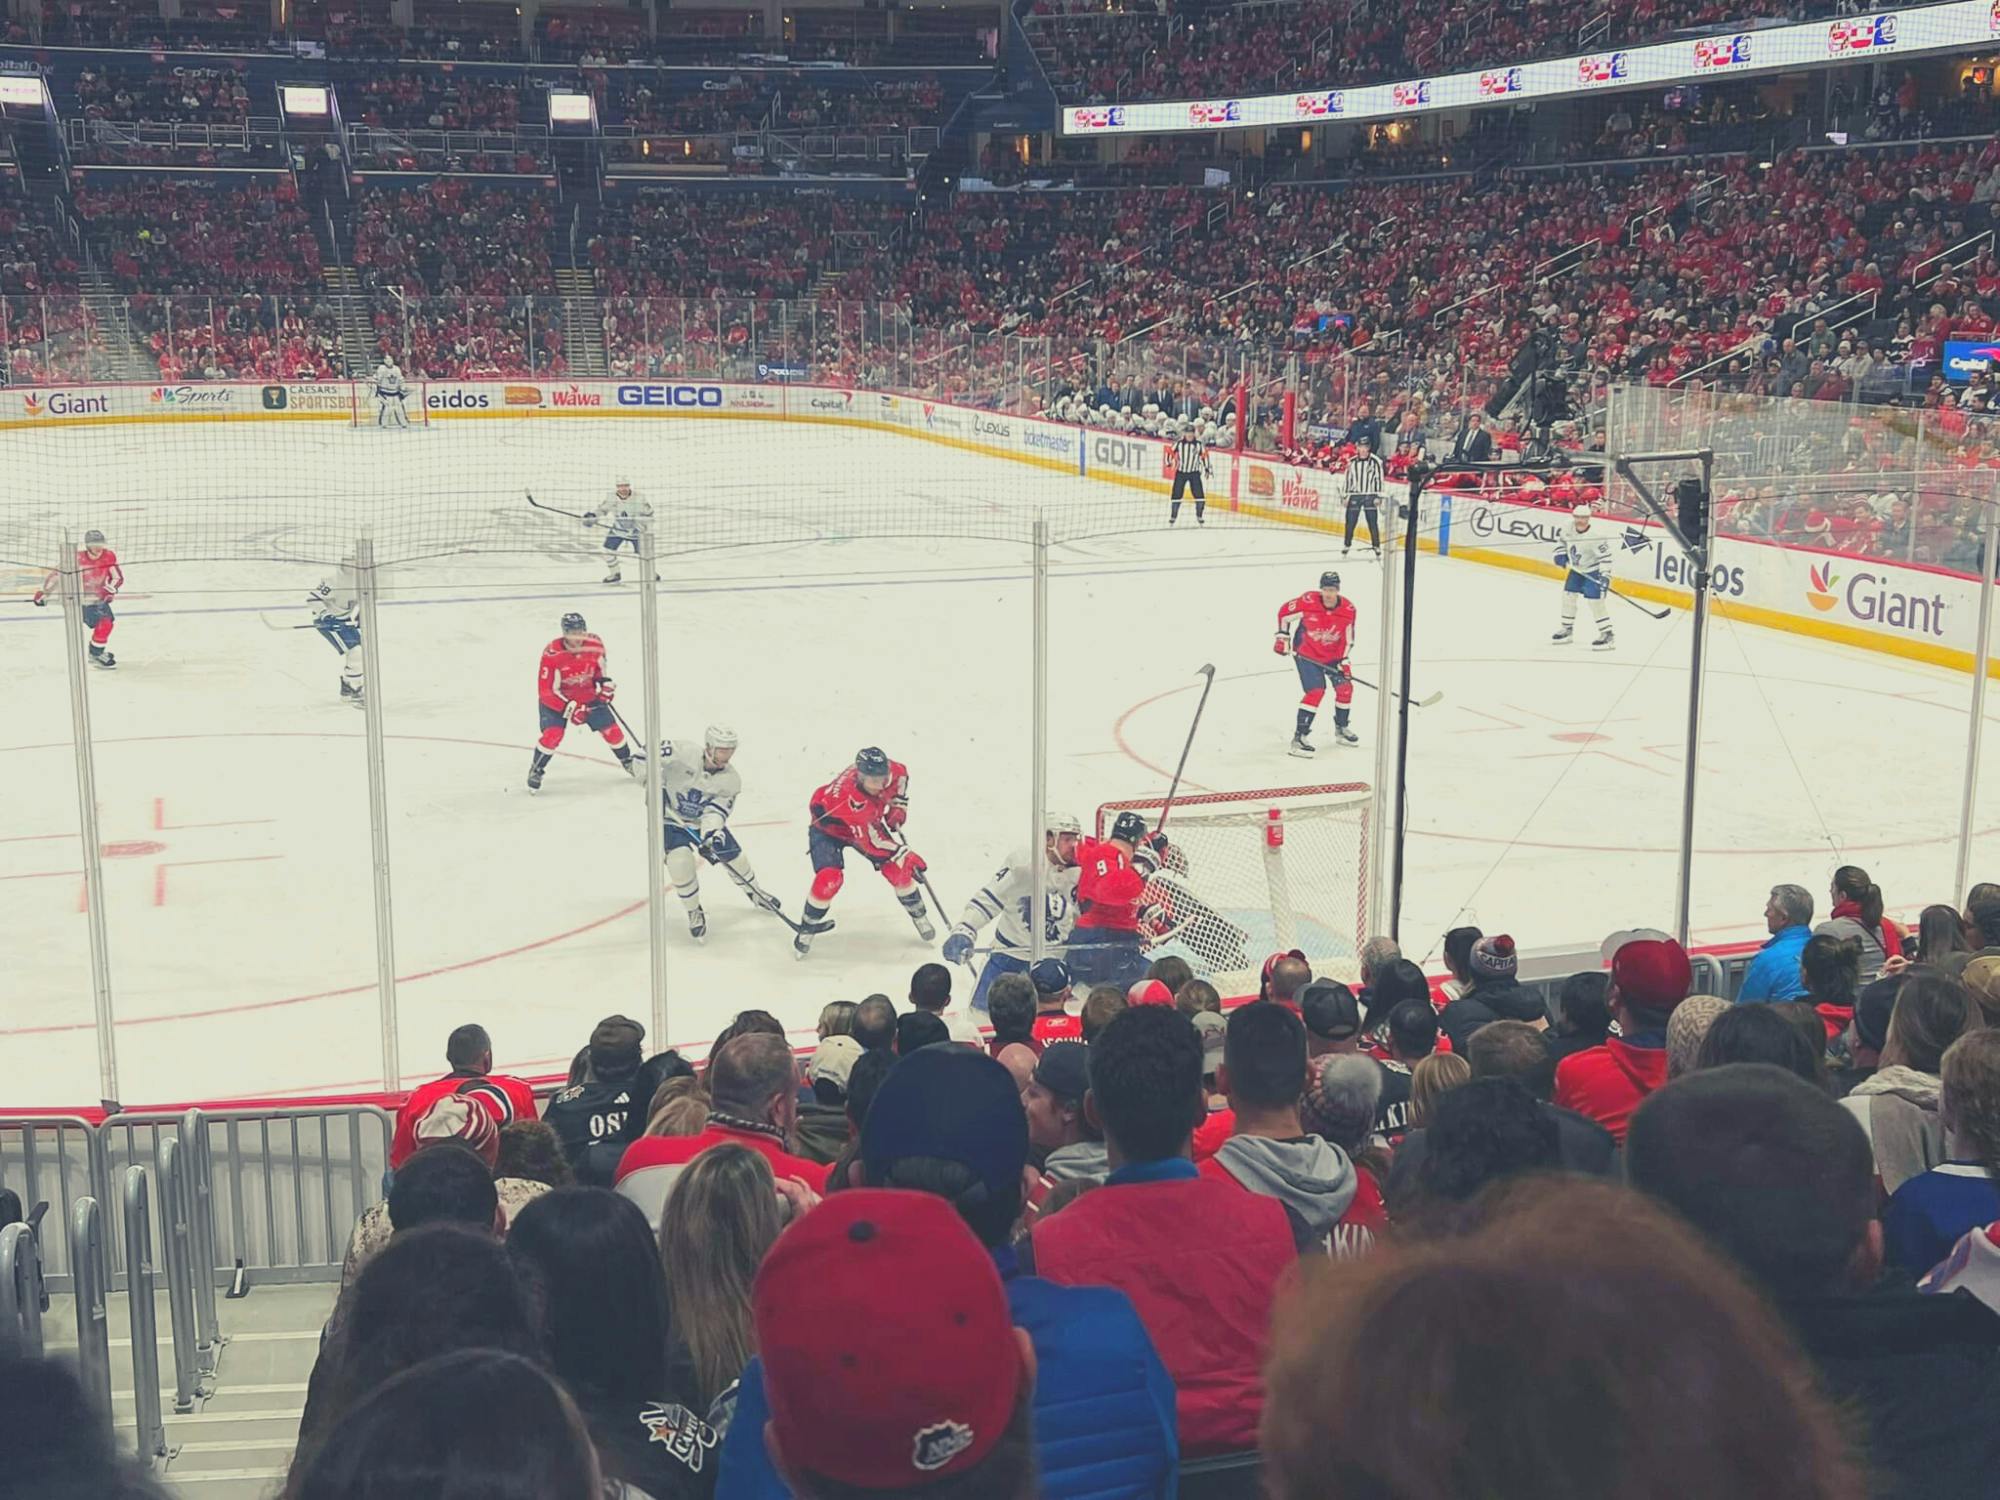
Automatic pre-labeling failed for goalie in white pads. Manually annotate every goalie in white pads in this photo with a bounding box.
[586,479,657,584]
[307,560,365,706]
[372,358,410,429]
[1552,502,1615,649]
[940,815,1084,1011]
[660,726,759,940]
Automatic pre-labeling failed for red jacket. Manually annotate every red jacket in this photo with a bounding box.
[615,1122,830,1224]
[1027,1160,1294,1456]
[1553,1035,1668,1144]
[391,1071,539,1170]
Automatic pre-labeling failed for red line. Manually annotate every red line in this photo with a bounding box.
[0,868,83,882]
[0,897,649,1036]
[1111,679,1221,790]
[154,817,277,832]
[153,863,165,907]
[75,876,86,915]
[0,831,76,845]
[153,796,163,832]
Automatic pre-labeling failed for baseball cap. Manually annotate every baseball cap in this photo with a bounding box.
[1299,981,1362,1044]
[755,1189,1024,1489]
[414,1093,500,1168]
[1611,938,1692,1016]
[1032,1041,1090,1104]
[861,1045,1029,1204]
[1127,978,1174,1007]
[1961,955,2000,1024]
[1261,948,1309,991]
[809,1034,864,1092]
[1030,958,1073,997]
[588,1015,645,1077]
[1599,928,1672,965]
[1190,1010,1226,1075]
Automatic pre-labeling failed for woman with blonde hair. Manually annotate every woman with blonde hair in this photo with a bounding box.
[1410,1051,1471,1129]
[657,1144,792,1419]
[643,1073,711,1138]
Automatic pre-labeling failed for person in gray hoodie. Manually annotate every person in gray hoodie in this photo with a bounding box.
[1026,1043,1109,1185]
[1200,1001,1356,1251]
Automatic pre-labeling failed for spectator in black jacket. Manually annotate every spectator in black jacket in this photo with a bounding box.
[1438,934,1544,1051]
[1629,1064,2000,1500]
[543,1016,649,1186]
[1545,970,1613,1066]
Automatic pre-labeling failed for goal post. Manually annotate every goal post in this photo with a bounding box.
[349,378,430,428]
[1095,783,1375,994]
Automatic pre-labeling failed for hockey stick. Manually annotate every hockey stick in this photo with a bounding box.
[1346,670,1442,709]
[259,612,326,631]
[1155,663,1216,835]
[1566,567,1671,621]
[525,490,594,524]
[659,799,832,936]
[881,828,953,929]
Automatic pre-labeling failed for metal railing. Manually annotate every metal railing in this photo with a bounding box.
[157,1137,201,1410]
[122,1167,167,1460]
[0,1221,44,1357]
[0,1115,103,1288]
[69,1197,114,1426]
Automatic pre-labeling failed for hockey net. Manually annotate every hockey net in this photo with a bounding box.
[348,379,431,427]
[1095,784,1372,993]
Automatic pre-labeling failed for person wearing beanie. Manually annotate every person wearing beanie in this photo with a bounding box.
[720,1050,1177,1500]
[1438,934,1543,1052]
[543,1015,650,1186]
[1032,959,1084,1044]
[1554,937,1690,1143]
[1830,975,1898,1098]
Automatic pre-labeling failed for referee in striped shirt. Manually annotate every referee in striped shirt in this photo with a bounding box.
[1168,421,1212,526]
[1341,435,1386,555]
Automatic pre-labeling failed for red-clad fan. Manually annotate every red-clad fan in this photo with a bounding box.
[528,611,638,792]
[34,528,124,669]
[1275,569,1358,757]
[1070,809,1171,989]
[389,1023,539,1170]
[795,746,932,958]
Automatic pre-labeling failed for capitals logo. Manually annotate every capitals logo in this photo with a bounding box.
[1577,51,1630,85]
[1188,99,1242,126]
[1828,14,1895,52]
[1071,105,1125,130]
[1294,90,1346,117]
[1806,562,1838,612]
[1392,80,1432,108]
[1478,67,1524,97]
[1694,34,1753,68]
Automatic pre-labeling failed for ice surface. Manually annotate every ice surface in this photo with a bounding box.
[1,418,1991,1106]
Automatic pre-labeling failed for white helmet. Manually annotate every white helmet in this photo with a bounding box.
[615,477,633,492]
[1573,503,1594,523]
[705,724,739,752]
[1046,812,1082,836]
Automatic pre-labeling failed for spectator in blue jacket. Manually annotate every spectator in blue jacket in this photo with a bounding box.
[715,1045,1179,1500]
[1739,884,1814,1002]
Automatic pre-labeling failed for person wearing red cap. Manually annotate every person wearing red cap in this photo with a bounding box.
[1554,938,1691,1143]
[753,1189,1038,1499]
[1020,1006,1295,1455]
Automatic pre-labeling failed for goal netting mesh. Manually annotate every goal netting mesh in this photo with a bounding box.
[1095,783,1373,993]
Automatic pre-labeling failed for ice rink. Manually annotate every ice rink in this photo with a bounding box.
[3,414,1995,1106]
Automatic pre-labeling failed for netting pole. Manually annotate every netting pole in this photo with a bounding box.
[639,520,670,1046]
[354,531,400,1092]
[1369,488,1400,942]
[58,530,119,1106]
[1030,516,1050,967]
[1671,469,1716,949]
[1955,497,2000,902]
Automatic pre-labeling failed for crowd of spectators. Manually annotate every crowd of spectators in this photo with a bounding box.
[344,66,524,133]
[771,75,945,133]
[71,60,253,125]
[26,856,2000,1498]
[599,73,774,137]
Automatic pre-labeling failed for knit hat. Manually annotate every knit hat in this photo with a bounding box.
[1030,958,1073,998]
[415,1093,500,1168]
[809,1034,864,1092]
[588,1015,645,1078]
[1853,974,1901,1053]
[755,1190,1024,1489]
[1300,981,1363,1043]
[1190,1011,1227,1075]
[1032,1041,1090,1105]
[1127,978,1174,1007]
[861,1045,1028,1206]
[1665,995,1730,1079]
[1470,935,1519,979]
[1961,955,2000,1026]
[1611,938,1692,1018]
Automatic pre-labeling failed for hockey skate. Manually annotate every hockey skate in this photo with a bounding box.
[339,681,365,708]
[604,570,623,584]
[793,929,816,959]
[1592,625,1616,651]
[687,906,707,941]
[619,754,642,780]
[1332,723,1360,747]
[1551,623,1575,643]
[1288,733,1317,759]
[527,750,551,793]
[88,645,116,670]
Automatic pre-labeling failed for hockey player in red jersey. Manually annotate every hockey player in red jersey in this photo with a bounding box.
[794,746,932,958]
[528,611,638,792]
[1275,569,1358,757]
[33,529,124,669]
[1070,809,1172,987]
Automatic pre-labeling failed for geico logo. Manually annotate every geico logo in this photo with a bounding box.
[426,391,492,410]
[616,385,725,408]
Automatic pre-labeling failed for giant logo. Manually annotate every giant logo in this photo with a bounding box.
[1693,34,1753,69]
[22,390,108,417]
[1807,563,1946,635]
[1828,14,1895,52]
[1478,67,1524,97]
[1577,51,1630,85]
[1806,561,1839,612]
[615,384,724,408]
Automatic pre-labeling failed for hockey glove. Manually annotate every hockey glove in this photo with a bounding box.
[567,700,593,724]
[901,849,928,875]
[597,678,616,701]
[699,828,731,860]
[1553,547,1569,569]
[582,511,599,528]
[884,803,908,832]
[1331,659,1353,688]
[1272,632,1290,656]
[30,592,44,607]
[942,926,975,965]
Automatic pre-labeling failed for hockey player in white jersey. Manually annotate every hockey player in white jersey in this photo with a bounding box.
[1552,502,1616,649]
[307,560,365,705]
[585,479,657,584]
[659,726,759,940]
[372,358,409,429]
[940,815,1084,1010]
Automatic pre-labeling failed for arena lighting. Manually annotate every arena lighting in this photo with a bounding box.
[1062,0,1995,135]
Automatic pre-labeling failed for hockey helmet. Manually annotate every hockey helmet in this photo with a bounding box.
[1110,809,1149,844]
[855,746,892,779]
[614,477,633,495]
[561,611,587,634]
[1319,570,1341,592]
[1046,812,1082,836]
[1573,503,1594,528]
[83,529,106,545]
[705,724,740,752]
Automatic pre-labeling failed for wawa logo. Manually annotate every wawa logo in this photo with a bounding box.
[1806,562,1839,612]
[549,385,603,408]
